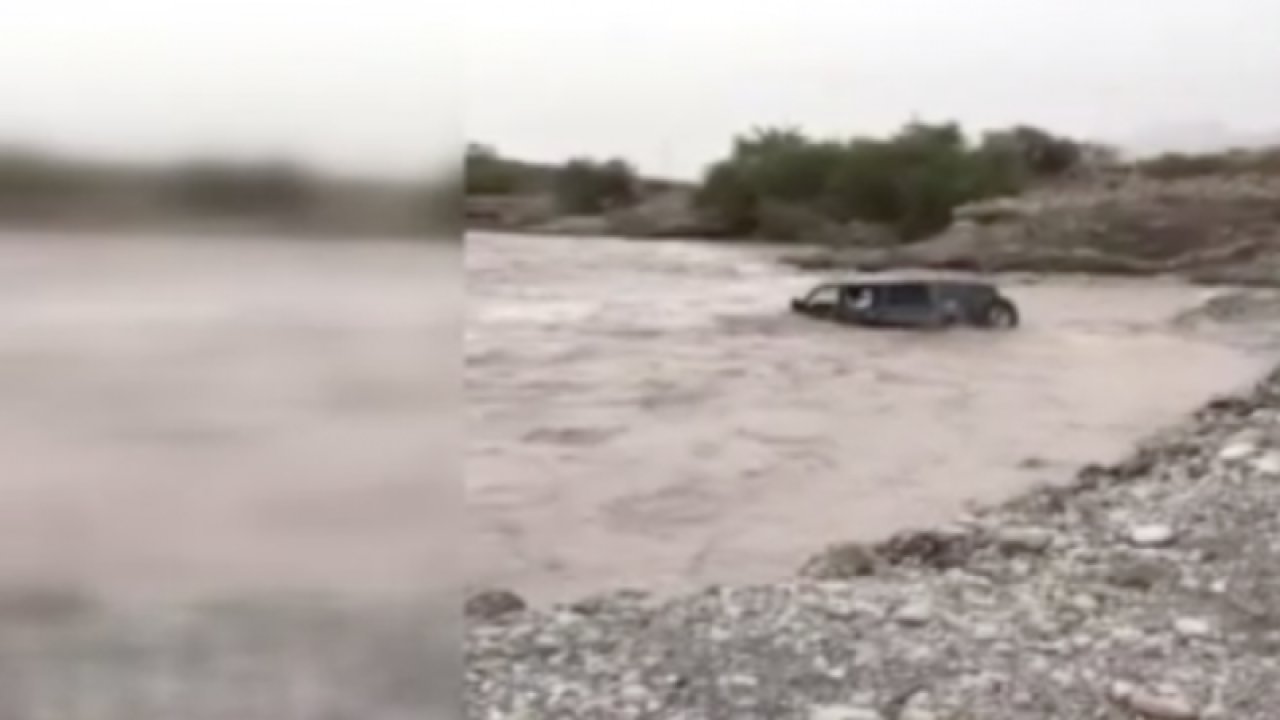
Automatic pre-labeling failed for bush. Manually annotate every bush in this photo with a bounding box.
[552,158,637,214]
[695,122,1083,242]
[465,143,524,195]
[980,126,1081,177]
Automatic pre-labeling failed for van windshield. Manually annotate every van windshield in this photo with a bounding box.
[804,285,841,305]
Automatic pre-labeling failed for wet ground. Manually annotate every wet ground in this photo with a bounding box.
[467,232,1278,602]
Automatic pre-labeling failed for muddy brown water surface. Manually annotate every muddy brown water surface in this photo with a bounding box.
[468,232,1280,603]
[0,233,457,604]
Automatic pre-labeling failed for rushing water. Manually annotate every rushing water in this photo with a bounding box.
[0,233,457,602]
[468,231,1277,602]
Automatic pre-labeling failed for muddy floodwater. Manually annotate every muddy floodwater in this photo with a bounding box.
[0,233,456,603]
[468,231,1278,603]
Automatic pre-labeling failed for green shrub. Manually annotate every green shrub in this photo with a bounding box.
[695,121,1074,242]
[552,158,637,214]
[465,143,523,195]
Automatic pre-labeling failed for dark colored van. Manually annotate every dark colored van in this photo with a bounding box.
[791,279,1020,329]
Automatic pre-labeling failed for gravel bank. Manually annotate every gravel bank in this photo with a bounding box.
[467,366,1280,719]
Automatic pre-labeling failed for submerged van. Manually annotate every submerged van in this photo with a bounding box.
[791,278,1020,330]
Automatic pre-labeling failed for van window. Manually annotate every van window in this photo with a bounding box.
[806,285,840,305]
[846,286,875,310]
[882,284,930,307]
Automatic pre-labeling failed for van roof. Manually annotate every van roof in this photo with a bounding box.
[816,278,996,291]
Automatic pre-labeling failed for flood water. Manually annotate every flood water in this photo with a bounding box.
[0,233,457,603]
[468,231,1277,602]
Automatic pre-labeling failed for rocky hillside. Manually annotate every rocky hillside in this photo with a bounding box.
[786,172,1280,286]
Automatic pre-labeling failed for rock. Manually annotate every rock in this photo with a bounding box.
[465,588,527,621]
[1173,617,1213,639]
[818,596,881,621]
[620,683,651,704]
[1123,688,1200,719]
[971,623,1001,641]
[894,601,933,626]
[1219,441,1256,462]
[1129,524,1178,548]
[875,528,977,569]
[1068,593,1100,613]
[800,542,882,579]
[1109,680,1138,702]
[1253,451,1280,476]
[809,705,882,720]
[1107,556,1176,590]
[994,527,1055,554]
[724,673,759,689]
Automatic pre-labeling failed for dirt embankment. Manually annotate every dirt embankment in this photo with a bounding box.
[466,187,730,240]
[786,175,1280,286]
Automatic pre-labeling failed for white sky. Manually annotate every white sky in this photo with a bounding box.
[2,2,1279,180]
[0,1,454,179]
[467,0,1280,179]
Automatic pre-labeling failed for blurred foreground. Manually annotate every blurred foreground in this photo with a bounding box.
[0,233,457,717]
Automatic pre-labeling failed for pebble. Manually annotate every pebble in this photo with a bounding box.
[1253,451,1280,476]
[894,602,933,626]
[723,674,759,690]
[620,684,651,703]
[465,588,528,621]
[1219,442,1256,462]
[995,527,1055,553]
[810,705,882,720]
[1069,593,1100,613]
[1129,524,1178,548]
[1124,688,1200,719]
[971,622,1001,640]
[1109,680,1138,702]
[1174,617,1213,639]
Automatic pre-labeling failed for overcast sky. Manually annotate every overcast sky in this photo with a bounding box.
[468,0,1280,179]
[0,1,453,179]
[2,2,1278,180]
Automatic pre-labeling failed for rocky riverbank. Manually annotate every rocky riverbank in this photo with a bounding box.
[784,175,1280,287]
[467,364,1280,719]
[466,187,728,241]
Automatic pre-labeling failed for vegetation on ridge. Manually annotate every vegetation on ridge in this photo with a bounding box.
[695,122,1094,241]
